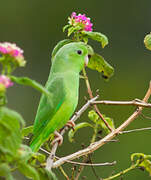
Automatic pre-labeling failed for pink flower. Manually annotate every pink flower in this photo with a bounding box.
[0,42,26,67]
[0,75,13,88]
[69,12,93,32]
[71,12,76,18]
[0,42,24,58]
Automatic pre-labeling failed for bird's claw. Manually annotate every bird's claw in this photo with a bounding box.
[66,120,75,130]
[51,131,63,146]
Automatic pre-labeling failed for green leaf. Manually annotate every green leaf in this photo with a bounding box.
[68,122,93,142]
[87,53,114,80]
[139,159,151,175]
[0,163,15,180]
[51,39,73,59]
[18,163,40,180]
[0,107,23,160]
[0,106,25,127]
[10,76,52,100]
[63,24,72,32]
[0,146,12,156]
[88,110,99,123]
[18,145,45,164]
[22,125,33,137]
[68,26,75,36]
[83,36,88,44]
[144,33,151,50]
[88,110,115,134]
[131,153,146,162]
[82,31,108,48]
[67,26,82,37]
[18,144,33,162]
[32,152,46,163]
[98,114,115,134]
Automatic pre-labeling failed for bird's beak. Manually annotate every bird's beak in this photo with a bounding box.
[84,55,89,66]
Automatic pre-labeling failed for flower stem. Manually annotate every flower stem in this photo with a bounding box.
[91,124,98,143]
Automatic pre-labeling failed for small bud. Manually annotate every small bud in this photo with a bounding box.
[144,33,151,50]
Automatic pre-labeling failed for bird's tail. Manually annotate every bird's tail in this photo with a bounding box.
[30,135,43,152]
[30,133,54,152]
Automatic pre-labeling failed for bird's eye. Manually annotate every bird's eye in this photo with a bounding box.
[77,50,82,55]
[88,54,91,59]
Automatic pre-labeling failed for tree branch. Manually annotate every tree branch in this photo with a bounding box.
[52,81,151,168]
[41,148,116,167]
[56,157,116,167]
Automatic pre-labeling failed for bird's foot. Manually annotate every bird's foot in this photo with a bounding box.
[51,131,63,146]
[66,120,75,130]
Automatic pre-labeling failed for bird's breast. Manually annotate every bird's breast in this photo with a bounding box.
[63,72,80,110]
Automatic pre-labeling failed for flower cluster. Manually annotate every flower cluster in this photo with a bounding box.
[0,42,23,57]
[0,42,26,67]
[69,12,93,32]
[0,75,13,88]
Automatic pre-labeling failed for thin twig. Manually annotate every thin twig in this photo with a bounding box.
[89,154,100,180]
[46,96,99,171]
[82,67,113,131]
[75,120,99,179]
[121,127,151,134]
[57,159,116,167]
[74,152,89,180]
[40,148,116,167]
[141,113,151,120]
[93,100,151,107]
[103,163,138,180]
[55,155,116,167]
[74,159,85,180]
[52,81,151,168]
[58,166,70,180]
[71,165,76,180]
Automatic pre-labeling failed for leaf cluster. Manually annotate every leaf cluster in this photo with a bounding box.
[0,99,57,180]
[68,110,115,143]
[131,153,151,176]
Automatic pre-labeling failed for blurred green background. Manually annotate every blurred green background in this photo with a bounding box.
[0,0,151,179]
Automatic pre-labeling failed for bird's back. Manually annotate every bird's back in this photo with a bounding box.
[30,71,79,151]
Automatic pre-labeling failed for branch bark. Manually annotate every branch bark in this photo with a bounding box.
[93,99,151,107]
[52,81,151,168]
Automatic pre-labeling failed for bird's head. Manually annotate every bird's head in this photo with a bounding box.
[52,42,90,73]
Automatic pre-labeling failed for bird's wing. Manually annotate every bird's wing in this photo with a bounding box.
[33,76,66,137]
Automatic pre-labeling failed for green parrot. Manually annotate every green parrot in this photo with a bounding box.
[30,42,89,152]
